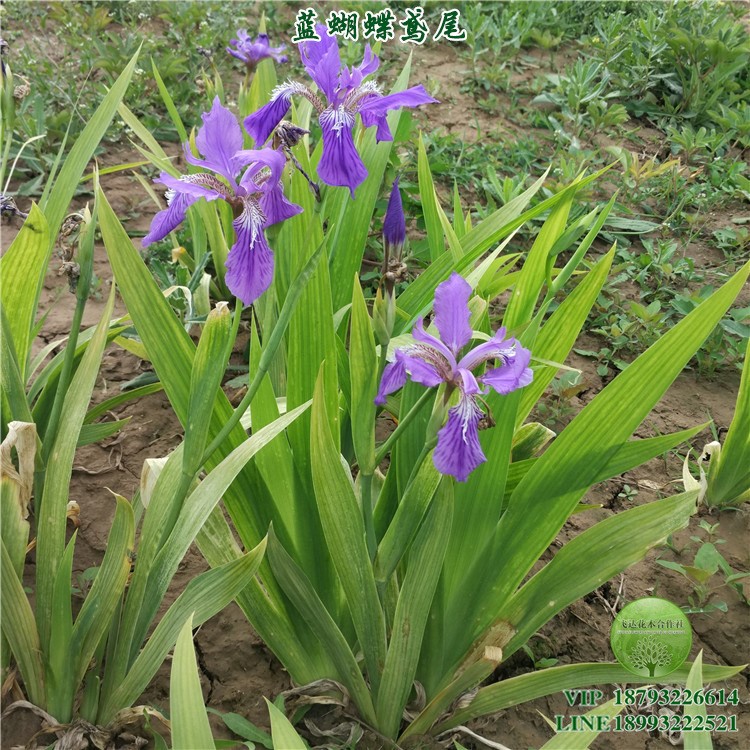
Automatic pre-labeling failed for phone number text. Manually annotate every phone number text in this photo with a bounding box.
[614,687,739,707]
[610,713,737,732]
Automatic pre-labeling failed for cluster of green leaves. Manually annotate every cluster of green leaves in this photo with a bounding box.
[106,40,749,745]
[458,0,642,63]
[0,51,314,745]
[521,1,750,146]
[574,239,750,377]
[680,334,750,509]
[584,2,749,126]
[168,616,307,750]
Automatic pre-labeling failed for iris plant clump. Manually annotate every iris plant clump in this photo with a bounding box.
[245,24,437,195]
[6,22,749,750]
[376,273,533,481]
[142,98,301,305]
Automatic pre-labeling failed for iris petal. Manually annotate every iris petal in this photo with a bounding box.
[253,34,288,64]
[456,327,515,372]
[374,350,409,405]
[144,171,228,248]
[480,346,534,395]
[412,318,457,371]
[358,85,439,118]
[236,147,287,194]
[456,368,481,395]
[225,199,274,305]
[433,272,473,356]
[433,395,486,482]
[142,190,198,247]
[183,97,244,184]
[318,107,368,196]
[403,353,443,388]
[259,183,303,227]
[227,48,247,62]
[359,108,393,141]
[158,171,229,201]
[357,85,438,143]
[299,24,342,102]
[244,93,293,146]
[227,32,288,65]
[340,44,379,91]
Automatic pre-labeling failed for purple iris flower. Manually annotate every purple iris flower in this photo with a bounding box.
[244,24,437,197]
[227,30,288,67]
[142,97,301,306]
[375,273,534,482]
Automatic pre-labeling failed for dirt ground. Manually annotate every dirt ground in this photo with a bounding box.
[2,28,749,750]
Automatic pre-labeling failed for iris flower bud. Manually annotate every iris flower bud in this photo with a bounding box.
[382,176,407,298]
[383,176,406,262]
[372,285,395,349]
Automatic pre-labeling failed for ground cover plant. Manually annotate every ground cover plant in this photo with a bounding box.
[2,2,749,749]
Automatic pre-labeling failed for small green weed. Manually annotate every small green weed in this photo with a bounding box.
[535,370,585,427]
[713,226,750,261]
[671,290,750,375]
[659,521,750,615]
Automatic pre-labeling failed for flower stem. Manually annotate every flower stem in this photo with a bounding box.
[200,240,325,467]
[199,321,264,467]
[374,388,434,466]
[360,472,377,561]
